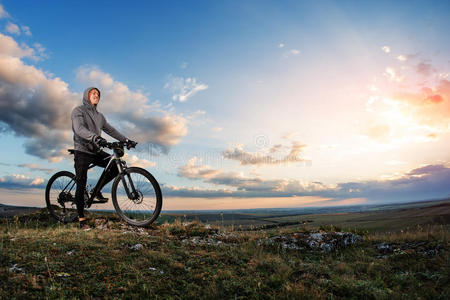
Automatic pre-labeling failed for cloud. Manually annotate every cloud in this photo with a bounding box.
[381,46,390,53]
[174,158,450,203]
[365,59,449,144]
[76,66,188,153]
[32,43,47,59]
[21,25,31,36]
[177,156,326,196]
[222,141,308,166]
[0,33,78,161]
[0,33,34,57]
[0,34,187,162]
[178,157,222,180]
[5,23,20,35]
[416,62,436,76]
[2,21,31,37]
[283,49,300,58]
[164,75,208,102]
[282,132,298,140]
[0,174,46,189]
[279,43,285,48]
[334,164,450,202]
[18,163,56,174]
[180,62,188,69]
[397,55,407,61]
[0,4,10,18]
[392,79,450,131]
[123,153,156,168]
[383,67,404,82]
[269,144,282,153]
[365,121,391,142]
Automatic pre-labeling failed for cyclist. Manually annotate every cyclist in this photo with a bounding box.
[71,87,136,229]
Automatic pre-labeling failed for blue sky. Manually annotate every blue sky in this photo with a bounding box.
[0,1,449,210]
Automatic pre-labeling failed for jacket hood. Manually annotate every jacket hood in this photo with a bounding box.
[82,87,101,106]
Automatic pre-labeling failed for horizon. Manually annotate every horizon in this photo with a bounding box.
[0,1,449,210]
[2,197,448,213]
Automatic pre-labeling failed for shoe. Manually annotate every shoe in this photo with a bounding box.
[79,218,91,230]
[92,191,108,203]
[79,221,91,231]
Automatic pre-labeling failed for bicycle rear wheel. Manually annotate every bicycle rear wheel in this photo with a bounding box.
[45,171,79,223]
[111,167,162,226]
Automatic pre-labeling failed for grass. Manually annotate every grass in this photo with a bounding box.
[1,208,449,299]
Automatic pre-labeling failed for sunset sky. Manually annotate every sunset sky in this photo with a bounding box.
[0,1,449,210]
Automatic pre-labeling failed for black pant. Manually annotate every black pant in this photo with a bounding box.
[74,150,119,218]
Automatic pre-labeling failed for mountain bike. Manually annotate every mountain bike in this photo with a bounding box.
[45,141,162,227]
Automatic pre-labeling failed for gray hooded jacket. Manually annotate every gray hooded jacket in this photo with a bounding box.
[71,87,126,154]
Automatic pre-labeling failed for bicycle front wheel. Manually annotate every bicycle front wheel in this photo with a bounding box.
[111,167,162,226]
[45,171,79,223]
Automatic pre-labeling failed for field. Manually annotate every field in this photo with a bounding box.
[158,199,450,232]
[1,200,449,299]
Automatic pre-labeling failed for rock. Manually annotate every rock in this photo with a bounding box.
[9,264,24,274]
[374,241,445,257]
[259,231,362,252]
[129,243,144,251]
[182,232,238,246]
[375,243,392,253]
[94,218,108,230]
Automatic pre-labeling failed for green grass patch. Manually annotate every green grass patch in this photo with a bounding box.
[1,208,449,299]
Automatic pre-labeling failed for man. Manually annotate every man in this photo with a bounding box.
[72,87,135,230]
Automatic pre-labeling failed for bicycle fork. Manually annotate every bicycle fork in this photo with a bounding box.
[115,159,139,200]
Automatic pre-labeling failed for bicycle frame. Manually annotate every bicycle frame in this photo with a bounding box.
[84,146,138,208]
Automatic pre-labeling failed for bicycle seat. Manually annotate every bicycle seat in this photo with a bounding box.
[68,149,75,155]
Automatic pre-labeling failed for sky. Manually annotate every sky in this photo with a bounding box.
[0,0,449,210]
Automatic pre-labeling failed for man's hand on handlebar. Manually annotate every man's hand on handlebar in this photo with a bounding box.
[95,136,108,147]
[125,138,138,149]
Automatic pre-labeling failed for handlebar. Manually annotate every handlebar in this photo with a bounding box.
[103,140,138,150]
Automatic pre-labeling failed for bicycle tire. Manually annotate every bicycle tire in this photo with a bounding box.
[111,167,162,226]
[45,171,79,223]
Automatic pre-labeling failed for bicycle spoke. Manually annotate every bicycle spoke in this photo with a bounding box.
[46,172,78,223]
[113,168,161,225]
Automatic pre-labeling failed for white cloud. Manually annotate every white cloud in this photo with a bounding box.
[279,43,285,48]
[180,62,188,69]
[32,43,48,60]
[18,163,56,174]
[5,22,20,35]
[0,174,45,187]
[0,5,10,19]
[21,25,31,36]
[222,141,309,166]
[381,46,390,53]
[174,160,450,203]
[0,33,34,57]
[76,66,188,151]
[123,153,156,168]
[383,67,404,82]
[0,33,78,161]
[0,33,187,162]
[30,177,44,185]
[164,75,208,102]
[397,55,407,61]
[283,49,300,58]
